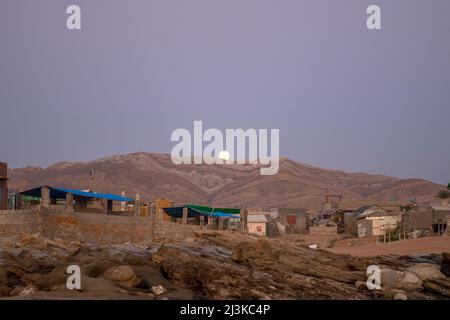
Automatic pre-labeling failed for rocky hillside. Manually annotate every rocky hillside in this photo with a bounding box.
[8,152,444,209]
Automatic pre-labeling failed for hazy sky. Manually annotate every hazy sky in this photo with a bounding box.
[1,0,449,184]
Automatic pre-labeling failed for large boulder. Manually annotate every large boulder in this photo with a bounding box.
[393,291,408,300]
[381,289,408,300]
[380,268,404,288]
[400,271,422,288]
[103,265,139,289]
[380,268,422,289]
[407,263,445,281]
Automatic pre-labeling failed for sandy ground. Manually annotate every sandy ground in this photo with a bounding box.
[327,236,450,257]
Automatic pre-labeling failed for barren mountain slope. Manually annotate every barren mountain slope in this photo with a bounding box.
[8,153,444,209]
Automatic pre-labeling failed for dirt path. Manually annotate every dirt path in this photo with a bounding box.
[327,236,450,257]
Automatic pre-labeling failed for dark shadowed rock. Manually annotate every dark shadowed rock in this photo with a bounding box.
[422,278,450,298]
[34,265,68,291]
[441,253,450,277]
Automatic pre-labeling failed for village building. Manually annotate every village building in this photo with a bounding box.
[337,200,408,213]
[430,204,449,235]
[400,210,433,233]
[18,185,135,215]
[344,205,384,235]
[356,208,399,238]
[275,208,308,234]
[246,214,267,236]
[247,207,308,236]
[163,204,241,231]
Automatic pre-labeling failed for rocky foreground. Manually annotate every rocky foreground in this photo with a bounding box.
[0,231,449,300]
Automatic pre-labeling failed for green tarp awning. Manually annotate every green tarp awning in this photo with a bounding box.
[163,204,240,219]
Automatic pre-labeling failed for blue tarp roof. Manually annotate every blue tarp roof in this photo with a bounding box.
[20,186,134,202]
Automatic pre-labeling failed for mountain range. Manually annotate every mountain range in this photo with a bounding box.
[7,152,444,210]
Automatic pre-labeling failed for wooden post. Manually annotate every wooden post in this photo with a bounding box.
[241,209,248,233]
[107,199,113,215]
[151,202,156,241]
[133,194,141,217]
[120,191,127,211]
[207,215,213,229]
[100,199,108,214]
[182,207,188,225]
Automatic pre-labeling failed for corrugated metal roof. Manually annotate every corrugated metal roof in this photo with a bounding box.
[357,210,390,219]
[20,185,134,202]
[247,214,267,223]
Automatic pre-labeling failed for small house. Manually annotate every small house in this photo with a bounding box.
[357,209,399,237]
[247,214,267,236]
[430,205,450,235]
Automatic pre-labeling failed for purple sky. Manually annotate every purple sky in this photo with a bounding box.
[1,0,449,184]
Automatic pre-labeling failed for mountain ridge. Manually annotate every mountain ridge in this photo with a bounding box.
[7,152,444,209]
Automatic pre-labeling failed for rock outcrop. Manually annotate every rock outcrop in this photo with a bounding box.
[0,231,449,300]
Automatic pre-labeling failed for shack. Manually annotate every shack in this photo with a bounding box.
[247,214,267,236]
[19,185,134,215]
[344,205,383,235]
[430,205,450,235]
[357,209,399,237]
[274,208,308,234]
[163,204,240,230]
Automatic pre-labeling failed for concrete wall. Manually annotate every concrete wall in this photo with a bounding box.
[247,222,266,236]
[344,212,358,235]
[276,208,308,234]
[400,211,433,231]
[366,216,399,236]
[357,219,373,238]
[0,209,38,235]
[41,210,201,244]
[0,208,201,243]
